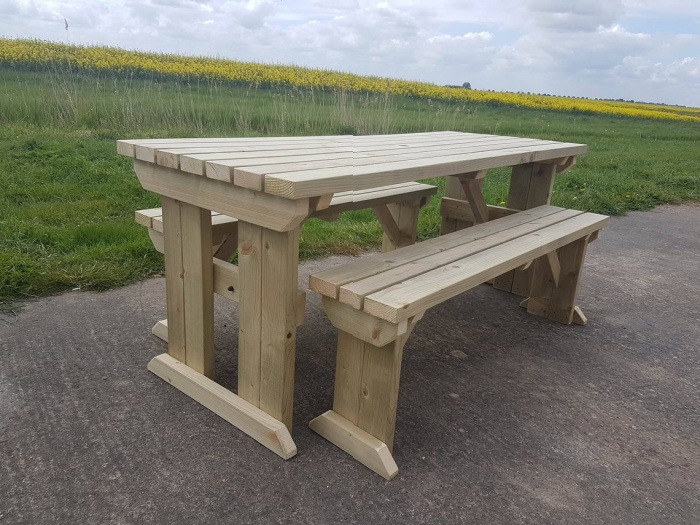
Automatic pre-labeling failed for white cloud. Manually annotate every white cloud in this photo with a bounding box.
[0,0,697,106]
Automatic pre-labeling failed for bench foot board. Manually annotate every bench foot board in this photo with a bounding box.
[148,353,297,460]
[152,319,168,342]
[519,299,588,326]
[310,410,398,480]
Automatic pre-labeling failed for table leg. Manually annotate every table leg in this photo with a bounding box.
[493,162,557,296]
[238,221,300,432]
[147,212,298,460]
[161,196,215,377]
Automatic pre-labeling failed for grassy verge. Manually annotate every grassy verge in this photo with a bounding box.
[1,68,699,310]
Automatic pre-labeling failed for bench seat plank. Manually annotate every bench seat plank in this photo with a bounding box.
[362,211,608,323]
[338,208,582,310]
[309,205,566,299]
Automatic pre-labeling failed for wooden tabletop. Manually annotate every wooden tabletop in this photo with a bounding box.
[117,131,586,200]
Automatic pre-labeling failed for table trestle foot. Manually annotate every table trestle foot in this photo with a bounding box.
[148,353,297,460]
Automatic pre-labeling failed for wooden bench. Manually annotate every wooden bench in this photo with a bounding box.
[136,182,437,341]
[308,205,608,479]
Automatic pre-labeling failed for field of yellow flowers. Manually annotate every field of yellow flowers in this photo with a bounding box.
[2,38,699,123]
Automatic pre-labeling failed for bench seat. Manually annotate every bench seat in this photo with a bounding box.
[136,181,437,343]
[308,205,608,479]
[136,181,437,255]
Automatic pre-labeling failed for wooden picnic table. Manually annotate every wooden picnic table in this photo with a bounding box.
[118,131,587,460]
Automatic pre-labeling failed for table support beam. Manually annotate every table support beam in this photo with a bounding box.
[238,221,300,432]
[493,162,557,296]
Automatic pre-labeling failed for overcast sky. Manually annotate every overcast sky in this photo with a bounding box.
[1,0,698,107]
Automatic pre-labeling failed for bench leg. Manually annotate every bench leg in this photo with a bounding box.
[377,202,421,252]
[494,162,557,296]
[310,315,421,479]
[525,236,590,325]
[440,175,472,234]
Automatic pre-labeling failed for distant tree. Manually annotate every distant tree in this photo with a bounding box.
[462,82,471,89]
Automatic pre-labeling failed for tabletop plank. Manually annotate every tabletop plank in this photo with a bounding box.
[118,132,587,200]
[232,138,559,191]
[262,142,587,198]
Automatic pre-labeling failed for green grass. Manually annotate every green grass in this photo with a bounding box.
[1,67,699,310]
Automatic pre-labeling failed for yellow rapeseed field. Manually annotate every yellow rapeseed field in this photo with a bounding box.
[2,38,698,123]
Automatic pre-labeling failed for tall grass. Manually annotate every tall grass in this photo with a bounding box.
[0,68,472,136]
[0,66,698,311]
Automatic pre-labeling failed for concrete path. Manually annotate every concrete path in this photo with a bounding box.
[2,205,699,524]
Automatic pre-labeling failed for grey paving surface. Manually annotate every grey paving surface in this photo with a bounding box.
[2,205,699,524]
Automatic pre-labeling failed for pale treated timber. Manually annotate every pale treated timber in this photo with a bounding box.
[121,131,462,158]
[211,154,355,189]
[174,147,351,173]
[494,162,558,295]
[459,174,489,224]
[259,227,300,431]
[516,260,533,271]
[148,353,297,459]
[440,176,470,235]
[337,209,583,310]
[322,296,407,347]
[380,202,422,252]
[148,229,164,253]
[133,160,310,232]
[362,214,608,323]
[117,135,347,158]
[161,197,187,364]
[309,194,334,212]
[309,410,398,480]
[546,236,590,325]
[237,222,263,408]
[556,156,577,173]
[136,208,237,236]
[311,183,436,219]
[372,204,411,248]
[184,135,545,176]
[262,142,587,199]
[179,203,215,378]
[310,206,567,299]
[439,198,519,224]
[314,312,422,478]
[544,250,561,287]
[150,296,305,347]
[213,231,239,261]
[573,306,587,326]
[520,296,588,325]
[152,319,168,341]
[235,137,565,192]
